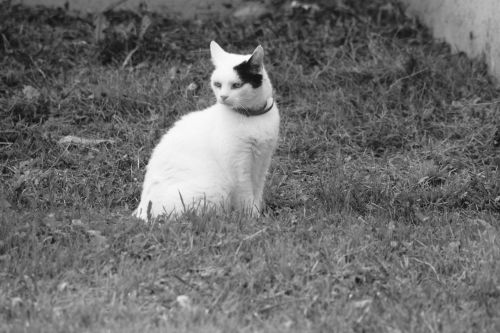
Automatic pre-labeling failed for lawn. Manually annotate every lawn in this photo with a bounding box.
[1,0,499,332]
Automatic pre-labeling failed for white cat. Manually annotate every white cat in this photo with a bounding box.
[135,41,280,220]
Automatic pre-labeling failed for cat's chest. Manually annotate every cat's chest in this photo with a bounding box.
[206,106,279,160]
[224,118,277,152]
[214,128,275,159]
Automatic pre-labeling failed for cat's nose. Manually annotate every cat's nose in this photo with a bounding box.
[220,95,228,101]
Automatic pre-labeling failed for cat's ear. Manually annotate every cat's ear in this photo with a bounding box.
[210,41,226,65]
[247,45,264,70]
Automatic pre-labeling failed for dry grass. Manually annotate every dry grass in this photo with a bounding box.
[1,0,499,332]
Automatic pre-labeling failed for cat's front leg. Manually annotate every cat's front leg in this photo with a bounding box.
[250,143,275,216]
[231,185,258,215]
[232,182,263,216]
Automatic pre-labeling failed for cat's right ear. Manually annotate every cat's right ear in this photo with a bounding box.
[247,45,264,70]
[210,41,226,66]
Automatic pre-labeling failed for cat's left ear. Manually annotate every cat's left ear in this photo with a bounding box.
[210,41,226,65]
[247,45,264,70]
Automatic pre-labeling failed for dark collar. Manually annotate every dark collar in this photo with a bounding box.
[232,98,274,117]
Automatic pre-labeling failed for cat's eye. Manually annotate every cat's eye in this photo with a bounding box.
[213,82,222,88]
[231,82,243,89]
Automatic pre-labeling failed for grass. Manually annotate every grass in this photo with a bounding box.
[1,0,500,331]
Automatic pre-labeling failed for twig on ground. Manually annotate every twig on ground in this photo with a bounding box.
[411,257,440,282]
[121,46,139,69]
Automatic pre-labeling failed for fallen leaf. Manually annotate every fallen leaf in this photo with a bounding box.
[87,230,108,249]
[168,66,177,80]
[186,82,198,91]
[473,218,493,230]
[22,85,40,100]
[195,266,224,278]
[11,297,23,307]
[71,219,84,227]
[139,15,152,40]
[233,2,269,20]
[114,22,136,40]
[448,241,460,251]
[94,13,109,42]
[176,295,192,310]
[290,1,320,12]
[0,195,12,211]
[58,135,115,146]
[352,298,372,309]
[418,176,429,185]
[42,213,60,228]
[57,281,69,292]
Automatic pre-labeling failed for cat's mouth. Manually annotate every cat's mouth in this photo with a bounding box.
[219,99,233,107]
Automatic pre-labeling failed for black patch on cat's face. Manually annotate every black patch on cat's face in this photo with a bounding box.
[233,60,263,89]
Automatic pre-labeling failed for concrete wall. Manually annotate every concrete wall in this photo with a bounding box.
[12,0,242,18]
[401,0,500,81]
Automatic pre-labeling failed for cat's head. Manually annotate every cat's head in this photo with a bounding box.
[210,41,272,111]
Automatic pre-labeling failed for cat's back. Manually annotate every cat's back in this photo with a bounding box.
[155,106,217,146]
[169,106,215,134]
